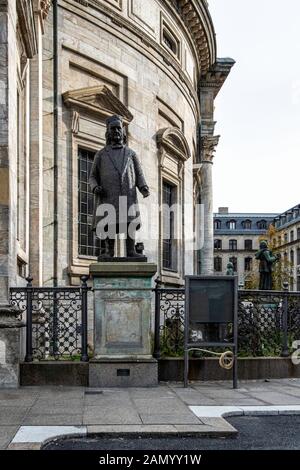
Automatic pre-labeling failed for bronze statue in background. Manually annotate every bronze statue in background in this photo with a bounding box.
[255,240,279,290]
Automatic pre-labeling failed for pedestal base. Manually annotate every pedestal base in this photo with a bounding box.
[89,357,158,388]
[0,305,23,388]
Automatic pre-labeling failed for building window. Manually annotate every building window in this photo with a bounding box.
[244,239,253,250]
[243,220,252,229]
[278,236,281,246]
[214,219,221,230]
[257,220,267,230]
[290,250,294,266]
[214,256,222,272]
[214,239,222,250]
[273,238,277,247]
[290,230,294,242]
[78,148,100,257]
[162,23,180,59]
[229,239,237,251]
[229,256,238,272]
[245,257,253,271]
[297,228,300,240]
[297,248,300,265]
[228,220,236,230]
[284,233,288,244]
[162,181,177,270]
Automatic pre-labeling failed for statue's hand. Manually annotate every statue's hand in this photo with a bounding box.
[94,186,106,197]
[141,186,150,198]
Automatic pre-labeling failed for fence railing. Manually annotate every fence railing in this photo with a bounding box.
[154,284,300,359]
[10,276,89,362]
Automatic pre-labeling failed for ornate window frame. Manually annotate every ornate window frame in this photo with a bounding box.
[157,127,190,286]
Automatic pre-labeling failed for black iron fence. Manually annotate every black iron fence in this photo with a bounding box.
[153,284,300,359]
[10,276,89,362]
[10,278,300,362]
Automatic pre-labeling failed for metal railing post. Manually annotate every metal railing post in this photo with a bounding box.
[25,276,33,362]
[153,278,161,359]
[281,281,289,357]
[80,275,89,362]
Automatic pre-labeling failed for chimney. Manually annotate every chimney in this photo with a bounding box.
[218,207,229,214]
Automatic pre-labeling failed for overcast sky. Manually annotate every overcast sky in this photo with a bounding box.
[209,0,300,214]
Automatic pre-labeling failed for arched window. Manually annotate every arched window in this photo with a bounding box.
[242,220,252,229]
[257,220,267,230]
[214,220,221,230]
[227,220,236,230]
[297,228,300,240]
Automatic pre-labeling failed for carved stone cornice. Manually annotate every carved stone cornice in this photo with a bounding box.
[16,0,38,58]
[200,58,235,98]
[62,85,134,123]
[169,0,217,75]
[201,135,220,163]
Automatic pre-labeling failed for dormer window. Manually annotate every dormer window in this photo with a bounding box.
[228,220,236,230]
[214,220,221,230]
[257,220,267,230]
[242,220,252,229]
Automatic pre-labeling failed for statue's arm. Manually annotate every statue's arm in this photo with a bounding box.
[89,152,101,193]
[132,153,149,195]
[264,251,278,263]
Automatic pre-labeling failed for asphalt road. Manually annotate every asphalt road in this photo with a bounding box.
[43,416,300,450]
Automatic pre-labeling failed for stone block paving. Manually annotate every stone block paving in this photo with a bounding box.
[1,379,300,449]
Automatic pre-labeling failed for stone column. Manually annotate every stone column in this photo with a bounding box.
[200,135,219,275]
[0,0,21,387]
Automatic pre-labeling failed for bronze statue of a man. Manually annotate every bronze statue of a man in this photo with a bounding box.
[89,115,150,259]
[255,240,279,290]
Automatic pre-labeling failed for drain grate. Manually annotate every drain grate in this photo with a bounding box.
[85,390,104,395]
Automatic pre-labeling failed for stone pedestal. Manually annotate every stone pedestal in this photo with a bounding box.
[0,306,23,388]
[89,262,158,387]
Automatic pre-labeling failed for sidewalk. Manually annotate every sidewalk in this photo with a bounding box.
[2,378,300,450]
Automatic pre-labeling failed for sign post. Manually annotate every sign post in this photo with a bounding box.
[184,276,238,388]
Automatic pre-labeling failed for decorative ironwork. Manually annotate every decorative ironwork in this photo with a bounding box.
[10,276,89,362]
[154,286,300,358]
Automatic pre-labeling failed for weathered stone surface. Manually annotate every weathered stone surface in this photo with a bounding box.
[89,359,158,388]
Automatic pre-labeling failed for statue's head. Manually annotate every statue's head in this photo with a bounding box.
[259,240,268,250]
[105,115,127,146]
[227,262,234,269]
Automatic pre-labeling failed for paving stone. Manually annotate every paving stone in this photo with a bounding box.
[22,414,83,426]
[0,426,19,450]
[0,407,28,425]
[83,407,142,425]
[140,413,201,425]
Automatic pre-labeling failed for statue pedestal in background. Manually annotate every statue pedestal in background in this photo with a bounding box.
[89,262,158,387]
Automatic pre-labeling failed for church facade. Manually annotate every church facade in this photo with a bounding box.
[0,0,234,304]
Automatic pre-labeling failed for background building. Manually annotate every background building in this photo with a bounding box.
[273,204,300,291]
[213,207,277,285]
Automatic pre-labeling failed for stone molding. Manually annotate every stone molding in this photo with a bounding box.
[62,85,134,124]
[16,0,38,58]
[33,0,52,33]
[200,58,235,97]
[201,135,220,163]
[170,0,216,75]
[157,127,191,163]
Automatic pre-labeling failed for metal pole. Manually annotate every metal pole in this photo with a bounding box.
[80,275,89,362]
[25,277,33,362]
[153,279,161,359]
[281,281,289,357]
